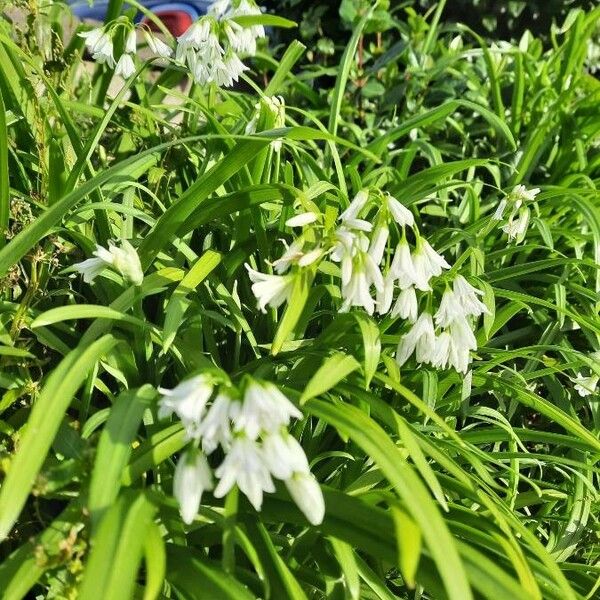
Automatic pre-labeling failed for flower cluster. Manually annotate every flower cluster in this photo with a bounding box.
[397,275,489,373]
[244,188,491,373]
[158,374,325,525]
[79,23,172,79]
[80,1,265,88]
[493,184,541,243]
[73,239,143,286]
[175,0,265,87]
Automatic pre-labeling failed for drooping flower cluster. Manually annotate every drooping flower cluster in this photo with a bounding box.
[80,1,266,88]
[396,275,489,373]
[244,188,491,373]
[175,0,265,87]
[493,184,541,243]
[79,23,173,79]
[73,239,143,286]
[158,374,325,526]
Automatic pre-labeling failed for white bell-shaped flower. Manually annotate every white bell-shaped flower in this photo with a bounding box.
[158,374,215,440]
[125,29,137,54]
[115,53,136,78]
[198,391,236,454]
[376,272,395,315]
[214,437,275,510]
[510,184,541,203]
[368,224,389,265]
[502,207,530,243]
[73,239,143,285]
[245,264,295,312]
[285,472,325,525]
[285,212,318,228]
[391,286,418,322]
[144,31,173,58]
[174,449,213,524]
[396,312,436,366]
[262,431,310,480]
[385,193,414,227]
[340,190,369,222]
[452,275,489,317]
[232,379,302,439]
[434,289,464,328]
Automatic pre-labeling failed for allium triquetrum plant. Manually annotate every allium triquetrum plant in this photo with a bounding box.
[0,0,598,598]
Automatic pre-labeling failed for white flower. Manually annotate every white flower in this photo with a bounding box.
[198,391,236,454]
[452,275,489,317]
[285,212,318,228]
[340,190,369,222]
[368,224,389,266]
[177,19,211,54]
[73,253,108,284]
[174,449,213,524]
[79,27,107,53]
[73,239,143,285]
[245,264,295,312]
[502,207,530,242]
[158,375,215,440]
[385,194,414,227]
[110,239,144,285]
[510,184,540,203]
[449,315,477,351]
[297,247,323,268]
[434,289,464,328]
[125,29,137,54]
[262,432,310,479]
[231,379,302,439]
[272,238,304,274]
[215,52,248,87]
[419,239,451,278]
[208,0,230,18]
[214,437,275,510]
[376,272,395,315]
[390,239,423,290]
[340,252,384,315]
[91,36,115,68]
[224,19,257,55]
[391,286,418,322]
[115,53,136,78]
[144,31,173,58]
[572,373,599,397]
[285,472,325,525]
[396,312,436,366]
[431,331,452,369]
[448,339,471,373]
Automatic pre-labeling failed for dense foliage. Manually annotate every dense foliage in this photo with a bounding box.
[0,0,598,598]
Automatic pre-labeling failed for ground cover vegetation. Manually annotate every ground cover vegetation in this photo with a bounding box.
[0,0,598,598]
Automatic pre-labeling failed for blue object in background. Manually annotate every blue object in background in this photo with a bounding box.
[67,1,212,35]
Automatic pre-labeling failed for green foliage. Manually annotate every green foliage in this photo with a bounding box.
[0,1,599,599]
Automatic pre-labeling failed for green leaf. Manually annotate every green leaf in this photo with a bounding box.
[79,492,157,600]
[88,385,156,529]
[163,250,222,351]
[166,545,255,599]
[392,508,422,589]
[300,352,360,404]
[0,335,117,542]
[305,399,473,600]
[271,269,312,355]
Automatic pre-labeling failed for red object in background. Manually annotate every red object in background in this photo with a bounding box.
[142,11,193,36]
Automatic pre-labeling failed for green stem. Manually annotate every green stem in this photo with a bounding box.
[222,486,239,574]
